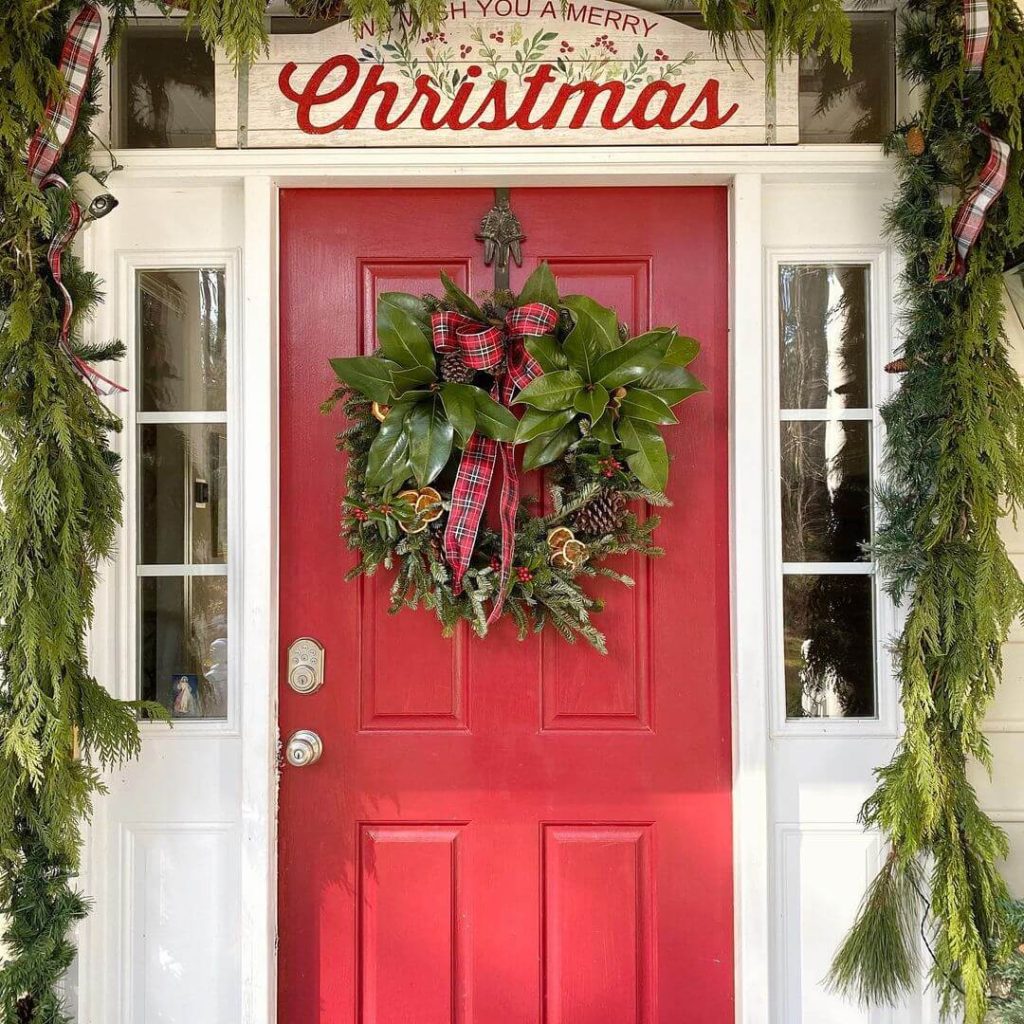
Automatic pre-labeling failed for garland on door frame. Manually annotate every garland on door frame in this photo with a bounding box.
[826,3,1024,1022]
[3,0,1024,1021]
[325,264,704,652]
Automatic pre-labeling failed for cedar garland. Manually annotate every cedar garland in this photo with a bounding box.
[2,1,1024,1022]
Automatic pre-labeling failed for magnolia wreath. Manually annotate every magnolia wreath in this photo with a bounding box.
[326,263,704,652]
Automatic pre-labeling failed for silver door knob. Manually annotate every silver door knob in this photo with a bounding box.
[285,729,323,767]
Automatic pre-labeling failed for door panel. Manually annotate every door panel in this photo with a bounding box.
[278,186,731,1023]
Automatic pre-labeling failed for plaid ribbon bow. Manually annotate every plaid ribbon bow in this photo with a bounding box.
[26,4,125,396]
[432,302,559,619]
[937,0,1008,281]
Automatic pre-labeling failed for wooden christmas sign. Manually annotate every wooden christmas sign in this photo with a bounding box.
[215,2,797,147]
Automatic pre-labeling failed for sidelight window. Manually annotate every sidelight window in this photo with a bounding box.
[136,268,229,719]
[774,263,879,721]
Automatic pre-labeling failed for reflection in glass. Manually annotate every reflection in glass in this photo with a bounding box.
[781,420,870,562]
[138,269,227,412]
[779,264,870,410]
[117,24,215,148]
[140,575,228,719]
[784,574,874,719]
[140,424,228,565]
[799,13,896,144]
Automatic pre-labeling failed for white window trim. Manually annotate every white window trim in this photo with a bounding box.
[765,247,900,738]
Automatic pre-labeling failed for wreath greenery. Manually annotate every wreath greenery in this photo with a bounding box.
[325,263,704,652]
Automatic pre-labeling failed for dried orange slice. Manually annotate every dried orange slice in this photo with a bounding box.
[562,539,587,564]
[546,526,575,550]
[418,486,442,505]
[550,549,573,569]
[416,488,444,522]
[397,489,420,506]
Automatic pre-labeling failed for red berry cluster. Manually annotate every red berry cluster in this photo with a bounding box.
[421,30,448,42]
[352,508,369,522]
[489,30,504,42]
[459,44,473,57]
[654,48,670,61]
[592,34,618,53]
[490,556,501,572]
[598,456,623,478]
[516,566,534,583]
[559,40,575,54]
[378,503,393,515]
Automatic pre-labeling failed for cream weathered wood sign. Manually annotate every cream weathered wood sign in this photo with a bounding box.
[216,2,797,147]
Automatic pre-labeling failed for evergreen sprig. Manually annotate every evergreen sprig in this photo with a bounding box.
[828,3,1024,1020]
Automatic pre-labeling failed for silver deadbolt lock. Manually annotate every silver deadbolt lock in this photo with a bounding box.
[285,729,323,767]
[287,637,324,694]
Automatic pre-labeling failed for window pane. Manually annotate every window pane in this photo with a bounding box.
[140,423,228,565]
[783,574,875,719]
[799,13,896,144]
[779,264,870,410]
[781,420,870,562]
[140,575,228,719]
[138,269,227,412]
[117,23,215,148]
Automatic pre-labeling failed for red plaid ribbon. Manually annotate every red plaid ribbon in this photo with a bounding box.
[432,302,558,619]
[26,5,124,396]
[937,0,1006,281]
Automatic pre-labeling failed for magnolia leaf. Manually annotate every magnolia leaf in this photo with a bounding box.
[618,417,669,492]
[515,407,576,443]
[407,400,454,487]
[379,291,431,332]
[366,407,411,488]
[392,364,436,394]
[574,383,609,423]
[637,360,706,405]
[473,390,519,441]
[514,369,584,411]
[562,294,620,374]
[377,297,435,371]
[440,383,478,447]
[665,333,700,366]
[524,334,569,372]
[329,356,395,404]
[523,420,579,471]
[619,389,678,424]
[517,262,560,307]
[440,271,486,320]
[589,410,619,445]
[592,330,674,389]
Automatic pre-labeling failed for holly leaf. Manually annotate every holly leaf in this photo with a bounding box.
[406,400,454,487]
[636,360,706,406]
[619,389,678,424]
[377,296,435,371]
[379,291,431,332]
[440,382,478,447]
[618,418,668,492]
[524,334,569,372]
[523,420,579,471]
[473,390,519,442]
[513,369,584,411]
[391,364,436,395]
[592,330,673,389]
[515,407,575,443]
[589,410,618,445]
[329,356,395,404]
[574,384,609,423]
[561,295,620,378]
[665,333,700,366]
[366,406,411,489]
[516,262,560,307]
[440,271,486,320]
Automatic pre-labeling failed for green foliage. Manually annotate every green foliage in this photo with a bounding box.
[989,900,1024,1022]
[828,3,1024,1021]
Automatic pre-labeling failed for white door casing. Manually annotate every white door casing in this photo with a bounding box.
[79,145,1005,1024]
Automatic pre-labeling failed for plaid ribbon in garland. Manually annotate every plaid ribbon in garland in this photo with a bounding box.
[937,0,1007,280]
[431,302,558,618]
[26,4,125,396]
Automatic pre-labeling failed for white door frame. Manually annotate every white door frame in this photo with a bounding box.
[95,144,895,1024]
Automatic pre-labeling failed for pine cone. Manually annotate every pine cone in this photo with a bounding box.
[440,351,476,384]
[572,490,629,536]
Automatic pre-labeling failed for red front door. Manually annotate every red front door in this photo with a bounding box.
[278,186,732,1023]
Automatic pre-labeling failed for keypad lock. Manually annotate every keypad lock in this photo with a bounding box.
[287,637,325,695]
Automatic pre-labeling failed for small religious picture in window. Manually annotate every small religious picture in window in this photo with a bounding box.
[171,673,201,717]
